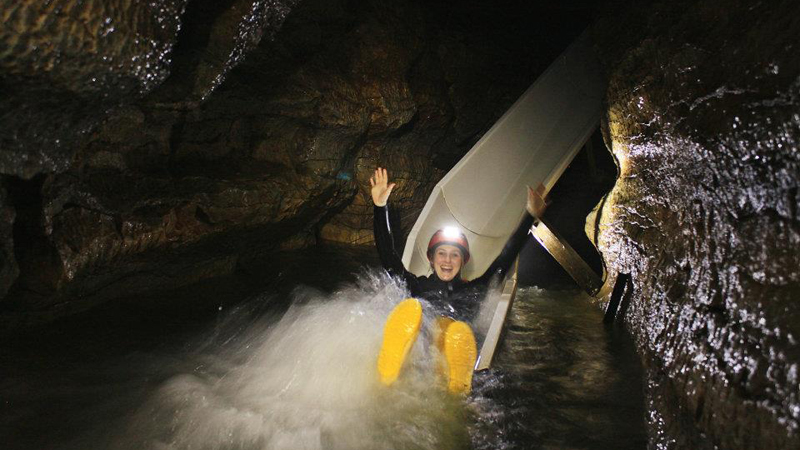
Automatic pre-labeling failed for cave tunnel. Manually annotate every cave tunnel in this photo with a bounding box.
[1,0,799,449]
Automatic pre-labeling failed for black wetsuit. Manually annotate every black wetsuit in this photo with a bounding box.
[374,205,535,322]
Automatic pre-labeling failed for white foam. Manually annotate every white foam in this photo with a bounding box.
[112,271,472,450]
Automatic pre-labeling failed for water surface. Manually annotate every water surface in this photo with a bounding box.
[1,251,645,449]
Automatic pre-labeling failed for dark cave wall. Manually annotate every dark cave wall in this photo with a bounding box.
[4,1,799,448]
[593,0,800,448]
[0,0,189,178]
[0,0,564,324]
[0,0,302,320]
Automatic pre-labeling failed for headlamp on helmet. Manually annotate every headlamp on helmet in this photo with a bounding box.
[427,227,470,264]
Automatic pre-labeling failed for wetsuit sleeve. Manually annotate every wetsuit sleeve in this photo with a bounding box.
[373,204,418,285]
[471,212,536,286]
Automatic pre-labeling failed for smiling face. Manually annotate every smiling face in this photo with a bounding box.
[431,244,464,282]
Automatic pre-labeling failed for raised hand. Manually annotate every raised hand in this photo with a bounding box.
[370,167,396,207]
[526,183,549,218]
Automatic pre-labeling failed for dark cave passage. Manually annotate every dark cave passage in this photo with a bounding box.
[518,129,616,288]
[1,0,799,449]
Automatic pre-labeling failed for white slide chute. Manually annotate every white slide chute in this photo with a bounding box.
[402,31,604,279]
[400,31,605,369]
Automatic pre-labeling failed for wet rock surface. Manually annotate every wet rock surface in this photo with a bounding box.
[0,0,585,326]
[0,0,188,178]
[0,0,300,324]
[594,0,800,447]
[5,0,798,447]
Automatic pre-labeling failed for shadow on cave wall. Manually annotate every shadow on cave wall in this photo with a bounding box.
[518,130,617,288]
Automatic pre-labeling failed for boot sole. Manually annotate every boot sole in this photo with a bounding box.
[377,298,422,386]
[443,321,477,394]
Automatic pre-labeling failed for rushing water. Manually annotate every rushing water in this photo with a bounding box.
[1,253,646,449]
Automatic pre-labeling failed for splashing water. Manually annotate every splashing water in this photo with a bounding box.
[102,271,477,450]
[2,261,646,450]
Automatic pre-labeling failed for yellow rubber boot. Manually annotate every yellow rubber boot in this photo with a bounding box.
[443,320,477,395]
[433,317,455,353]
[433,316,454,379]
[377,298,423,386]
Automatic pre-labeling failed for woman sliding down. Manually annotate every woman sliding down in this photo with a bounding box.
[370,167,547,394]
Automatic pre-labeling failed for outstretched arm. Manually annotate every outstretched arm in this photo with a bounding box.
[371,168,416,283]
[370,167,396,207]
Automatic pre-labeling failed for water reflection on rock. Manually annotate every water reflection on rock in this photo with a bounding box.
[594,0,800,447]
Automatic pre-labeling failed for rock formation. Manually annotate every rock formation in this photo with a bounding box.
[593,0,800,447]
[0,0,568,325]
[7,0,798,447]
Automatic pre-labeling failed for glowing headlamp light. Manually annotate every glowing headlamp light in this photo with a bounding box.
[442,226,461,239]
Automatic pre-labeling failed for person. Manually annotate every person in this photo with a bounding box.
[370,167,547,394]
